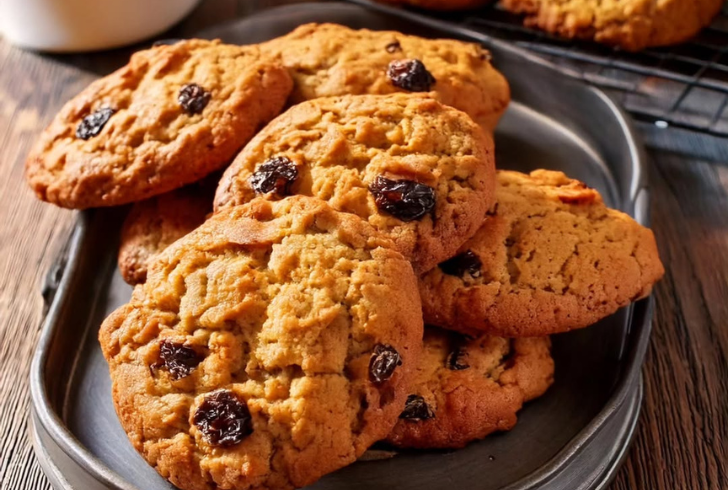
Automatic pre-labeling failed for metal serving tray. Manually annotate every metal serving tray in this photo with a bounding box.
[29,2,654,489]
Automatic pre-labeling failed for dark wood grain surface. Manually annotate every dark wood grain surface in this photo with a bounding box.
[0,1,725,489]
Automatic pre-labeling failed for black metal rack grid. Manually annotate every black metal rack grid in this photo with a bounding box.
[444,3,728,137]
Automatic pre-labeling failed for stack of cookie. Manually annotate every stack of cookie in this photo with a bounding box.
[25,24,664,490]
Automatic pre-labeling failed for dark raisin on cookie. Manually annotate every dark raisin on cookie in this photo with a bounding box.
[76,107,115,140]
[250,156,299,197]
[502,340,517,370]
[385,41,402,53]
[387,59,435,92]
[152,339,204,380]
[369,344,402,383]
[193,390,253,447]
[399,395,435,421]
[369,176,436,222]
[439,250,482,278]
[178,83,211,115]
[447,346,470,371]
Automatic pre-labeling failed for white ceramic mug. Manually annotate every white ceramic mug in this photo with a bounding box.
[0,0,201,52]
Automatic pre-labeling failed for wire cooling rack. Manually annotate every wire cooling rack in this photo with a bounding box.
[439,3,728,137]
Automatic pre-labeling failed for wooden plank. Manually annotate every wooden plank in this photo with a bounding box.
[611,152,728,490]
[0,35,84,490]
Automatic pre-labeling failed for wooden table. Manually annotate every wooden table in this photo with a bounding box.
[0,1,725,488]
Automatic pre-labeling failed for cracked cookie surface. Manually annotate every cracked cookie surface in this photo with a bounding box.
[214,94,496,274]
[500,0,724,51]
[100,196,423,490]
[387,328,553,448]
[26,39,292,209]
[419,170,665,337]
[259,23,510,132]
[118,176,216,285]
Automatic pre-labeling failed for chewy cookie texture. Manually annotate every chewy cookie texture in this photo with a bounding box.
[419,170,665,337]
[215,93,496,274]
[387,327,553,449]
[26,39,292,209]
[499,0,724,50]
[118,177,215,285]
[100,196,423,490]
[259,23,510,132]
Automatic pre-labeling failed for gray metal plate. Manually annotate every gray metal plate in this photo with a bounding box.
[29,3,654,489]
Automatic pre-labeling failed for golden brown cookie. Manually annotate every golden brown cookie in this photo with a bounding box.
[387,328,553,449]
[259,23,510,131]
[499,0,724,51]
[376,0,493,11]
[419,170,665,337]
[118,177,216,285]
[26,40,292,209]
[99,196,424,490]
[214,94,496,274]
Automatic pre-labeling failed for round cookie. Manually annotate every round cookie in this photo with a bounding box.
[387,327,553,449]
[419,170,665,337]
[99,196,424,490]
[214,94,497,274]
[26,40,293,209]
[259,23,510,132]
[118,176,216,285]
[499,0,724,51]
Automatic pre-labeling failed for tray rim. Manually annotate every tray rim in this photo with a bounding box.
[30,212,139,490]
[28,2,654,489]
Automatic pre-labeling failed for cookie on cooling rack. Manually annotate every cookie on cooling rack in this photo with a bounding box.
[499,0,724,51]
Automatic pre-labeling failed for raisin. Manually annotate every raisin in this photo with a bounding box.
[250,156,299,196]
[193,390,253,447]
[152,340,204,380]
[387,59,435,92]
[178,83,211,115]
[385,41,402,53]
[399,395,434,421]
[76,107,115,140]
[439,250,482,278]
[369,176,435,222]
[502,340,517,369]
[369,344,402,383]
[447,346,470,370]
